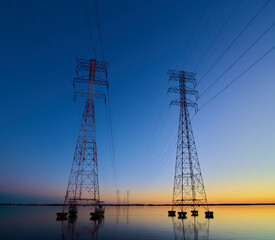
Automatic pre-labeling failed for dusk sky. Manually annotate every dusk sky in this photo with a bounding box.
[0,0,275,204]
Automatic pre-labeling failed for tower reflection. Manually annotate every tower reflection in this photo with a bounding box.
[172,217,210,240]
[61,217,104,240]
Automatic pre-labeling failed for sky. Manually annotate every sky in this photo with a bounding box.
[0,0,275,204]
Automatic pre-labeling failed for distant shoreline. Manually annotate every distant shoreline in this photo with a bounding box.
[1,203,275,207]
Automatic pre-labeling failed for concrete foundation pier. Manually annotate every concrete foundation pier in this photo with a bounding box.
[205,211,214,219]
[56,212,68,221]
[191,210,199,217]
[178,211,187,219]
[168,210,176,217]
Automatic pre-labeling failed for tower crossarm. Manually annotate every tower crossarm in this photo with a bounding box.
[168,86,199,100]
[73,76,109,87]
[170,99,198,112]
[75,58,109,74]
[73,58,109,103]
[168,69,196,87]
[73,91,106,102]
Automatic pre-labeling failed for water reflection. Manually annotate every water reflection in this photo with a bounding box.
[114,206,130,224]
[61,218,103,240]
[172,217,210,240]
[2,206,275,239]
[116,206,120,224]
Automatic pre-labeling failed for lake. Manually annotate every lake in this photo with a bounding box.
[0,205,275,239]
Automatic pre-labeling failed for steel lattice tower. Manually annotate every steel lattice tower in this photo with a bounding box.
[167,70,213,219]
[57,59,109,221]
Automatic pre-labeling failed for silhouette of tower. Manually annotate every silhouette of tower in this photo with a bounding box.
[167,70,213,219]
[126,190,130,206]
[57,59,109,221]
[116,190,120,206]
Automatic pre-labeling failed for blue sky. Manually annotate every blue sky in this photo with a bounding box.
[0,0,275,204]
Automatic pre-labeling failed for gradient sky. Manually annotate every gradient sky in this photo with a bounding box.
[0,0,275,204]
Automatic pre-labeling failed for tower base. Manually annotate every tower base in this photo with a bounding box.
[178,211,187,219]
[205,211,214,219]
[168,210,176,217]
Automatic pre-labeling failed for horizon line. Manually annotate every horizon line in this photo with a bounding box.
[1,202,275,206]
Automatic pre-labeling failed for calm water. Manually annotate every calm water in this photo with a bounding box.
[0,205,275,239]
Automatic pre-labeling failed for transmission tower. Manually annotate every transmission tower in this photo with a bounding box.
[126,190,130,206]
[116,190,120,207]
[167,70,213,219]
[57,59,109,221]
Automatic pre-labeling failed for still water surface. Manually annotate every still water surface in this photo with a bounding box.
[0,205,275,239]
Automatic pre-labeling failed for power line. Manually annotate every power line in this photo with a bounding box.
[23,0,71,79]
[193,0,242,74]
[144,133,177,189]
[142,118,177,186]
[197,0,271,85]
[40,0,71,60]
[106,86,118,188]
[199,20,275,99]
[6,0,71,96]
[199,43,275,111]
[137,84,169,181]
[182,0,221,68]
[143,110,196,188]
[175,0,210,69]
[7,0,83,119]
[82,0,97,58]
[94,0,105,60]
[104,96,117,189]
[24,0,82,118]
